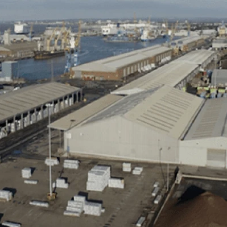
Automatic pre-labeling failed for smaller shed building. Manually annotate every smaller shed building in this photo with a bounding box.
[0,82,82,139]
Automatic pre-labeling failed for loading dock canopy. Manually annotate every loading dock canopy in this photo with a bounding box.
[0,82,80,123]
[49,94,123,131]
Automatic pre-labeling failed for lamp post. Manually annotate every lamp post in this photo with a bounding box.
[46,103,54,197]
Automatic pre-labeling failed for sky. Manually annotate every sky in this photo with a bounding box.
[0,0,227,21]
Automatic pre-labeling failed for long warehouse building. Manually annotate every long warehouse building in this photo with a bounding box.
[72,36,206,81]
[0,82,82,139]
[50,49,218,167]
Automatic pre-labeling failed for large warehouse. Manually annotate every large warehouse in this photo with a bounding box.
[50,49,224,168]
[51,86,203,163]
[0,82,82,139]
[73,45,172,81]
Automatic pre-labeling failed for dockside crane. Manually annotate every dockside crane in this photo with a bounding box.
[64,21,81,74]
[187,21,191,36]
[46,28,58,51]
[29,23,33,41]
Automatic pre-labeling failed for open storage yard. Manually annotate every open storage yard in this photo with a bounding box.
[0,157,176,227]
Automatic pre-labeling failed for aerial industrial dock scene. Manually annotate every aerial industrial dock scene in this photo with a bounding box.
[1,0,227,227]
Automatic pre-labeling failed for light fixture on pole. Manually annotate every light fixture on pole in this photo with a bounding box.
[46,103,56,201]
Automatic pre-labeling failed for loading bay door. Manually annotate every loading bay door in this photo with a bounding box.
[207,149,226,168]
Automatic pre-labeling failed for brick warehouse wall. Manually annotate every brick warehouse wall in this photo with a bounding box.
[77,49,173,81]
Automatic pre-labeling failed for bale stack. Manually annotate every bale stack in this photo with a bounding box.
[132,167,143,175]
[63,160,79,169]
[53,178,69,189]
[64,194,103,217]
[108,178,124,189]
[21,168,32,178]
[0,190,12,202]
[122,163,131,172]
[45,157,59,166]
[86,166,110,192]
[84,201,102,216]
[1,221,21,227]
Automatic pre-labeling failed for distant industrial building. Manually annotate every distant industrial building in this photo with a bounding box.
[180,98,227,168]
[73,36,207,81]
[211,69,227,87]
[212,38,227,50]
[0,82,82,139]
[50,49,221,168]
[73,45,172,81]
[0,61,18,82]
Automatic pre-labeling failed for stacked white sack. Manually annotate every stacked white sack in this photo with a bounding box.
[45,157,59,166]
[122,163,131,172]
[29,200,49,207]
[108,178,124,189]
[21,168,32,178]
[63,159,79,169]
[84,201,102,216]
[24,180,38,184]
[86,165,110,192]
[132,167,143,175]
[1,221,21,227]
[64,195,86,217]
[53,178,68,189]
[0,190,12,201]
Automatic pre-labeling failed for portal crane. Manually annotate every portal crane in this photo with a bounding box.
[46,28,58,51]
[187,21,191,36]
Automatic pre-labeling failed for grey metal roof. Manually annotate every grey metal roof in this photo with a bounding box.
[124,86,204,139]
[0,82,80,123]
[49,94,123,131]
[73,45,171,73]
[87,88,158,124]
[211,69,227,86]
[83,86,204,139]
[115,61,198,92]
[185,98,227,140]
[176,50,215,65]
[0,47,10,52]
[114,50,214,93]
[176,36,203,45]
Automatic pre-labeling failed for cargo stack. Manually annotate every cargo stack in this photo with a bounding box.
[84,201,102,216]
[53,178,69,189]
[45,157,59,166]
[108,178,124,189]
[0,190,13,202]
[64,194,104,217]
[132,167,143,175]
[122,163,131,172]
[86,165,110,192]
[21,168,32,178]
[1,221,21,227]
[63,159,80,169]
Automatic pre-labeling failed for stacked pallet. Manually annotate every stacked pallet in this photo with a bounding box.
[24,180,38,185]
[108,178,124,189]
[0,190,12,202]
[84,201,102,216]
[122,163,131,172]
[64,195,86,217]
[21,168,32,179]
[29,200,49,207]
[53,178,68,189]
[86,166,110,192]
[132,167,143,175]
[63,160,79,169]
[1,221,21,227]
[45,157,59,166]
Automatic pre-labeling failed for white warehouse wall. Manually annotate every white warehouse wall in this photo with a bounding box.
[179,137,227,167]
[65,116,179,163]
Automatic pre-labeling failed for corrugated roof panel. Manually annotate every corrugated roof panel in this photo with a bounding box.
[0,82,80,123]
[125,86,204,139]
